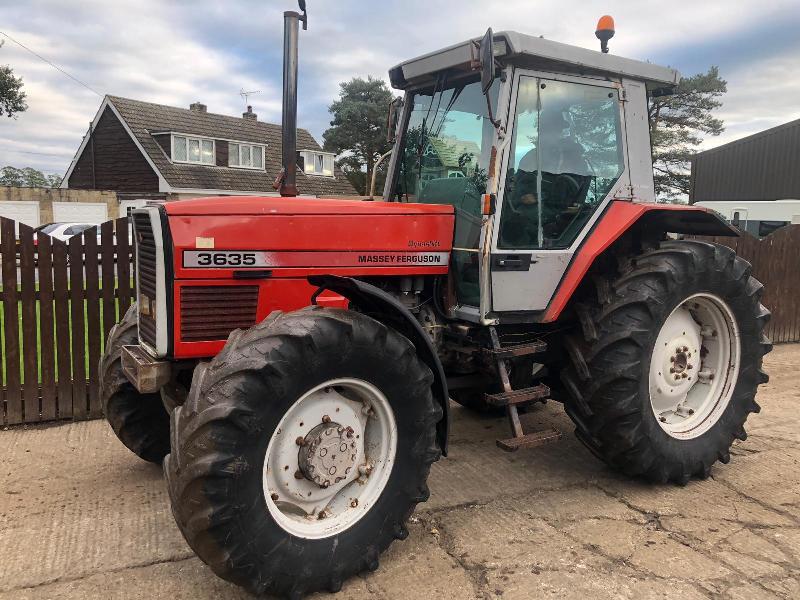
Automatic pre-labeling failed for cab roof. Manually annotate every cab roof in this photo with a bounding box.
[389,30,680,93]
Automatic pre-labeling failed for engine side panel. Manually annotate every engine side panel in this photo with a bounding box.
[165,200,455,358]
[168,213,454,280]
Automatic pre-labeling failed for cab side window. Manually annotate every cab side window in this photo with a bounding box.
[498,77,624,249]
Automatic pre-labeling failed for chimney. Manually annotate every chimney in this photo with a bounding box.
[189,102,207,113]
[243,105,258,121]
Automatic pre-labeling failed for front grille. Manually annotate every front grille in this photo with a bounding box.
[180,286,259,341]
[132,211,158,349]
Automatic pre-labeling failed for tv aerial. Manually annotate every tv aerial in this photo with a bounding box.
[239,88,262,108]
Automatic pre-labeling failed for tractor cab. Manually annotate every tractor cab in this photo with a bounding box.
[384,29,680,322]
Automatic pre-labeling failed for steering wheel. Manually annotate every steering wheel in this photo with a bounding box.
[508,172,583,211]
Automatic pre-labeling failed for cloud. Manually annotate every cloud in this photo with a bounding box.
[1,0,799,177]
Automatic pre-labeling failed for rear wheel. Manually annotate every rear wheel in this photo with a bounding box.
[100,304,170,463]
[561,240,771,484]
[164,307,442,598]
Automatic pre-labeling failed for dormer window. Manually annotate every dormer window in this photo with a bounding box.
[172,134,214,165]
[300,150,335,177]
[229,142,265,169]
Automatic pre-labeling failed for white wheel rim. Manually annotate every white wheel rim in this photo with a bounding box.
[649,293,741,440]
[263,378,397,539]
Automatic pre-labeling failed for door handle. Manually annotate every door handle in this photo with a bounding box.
[491,254,533,271]
[499,258,522,267]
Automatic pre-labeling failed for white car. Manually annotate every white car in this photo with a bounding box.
[34,222,98,243]
[34,222,133,245]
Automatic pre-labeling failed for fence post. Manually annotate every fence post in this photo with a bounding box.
[38,235,57,421]
[1,218,21,424]
[52,240,72,418]
[68,235,87,419]
[18,223,39,422]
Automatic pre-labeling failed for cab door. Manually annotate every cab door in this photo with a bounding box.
[488,71,630,314]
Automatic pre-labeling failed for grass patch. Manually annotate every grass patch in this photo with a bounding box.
[1,278,133,385]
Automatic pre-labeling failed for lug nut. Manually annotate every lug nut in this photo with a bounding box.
[687,364,693,370]
[294,470,305,480]
[669,356,675,363]
[295,436,306,446]
[669,367,676,374]
[322,415,331,424]
[681,373,688,379]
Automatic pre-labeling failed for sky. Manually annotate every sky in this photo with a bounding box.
[1,0,800,178]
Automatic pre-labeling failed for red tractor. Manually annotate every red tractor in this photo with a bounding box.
[100,6,771,598]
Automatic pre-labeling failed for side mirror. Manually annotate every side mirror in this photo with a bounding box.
[386,97,403,143]
[480,28,496,94]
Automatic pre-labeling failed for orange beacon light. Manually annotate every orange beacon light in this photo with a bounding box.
[595,15,615,54]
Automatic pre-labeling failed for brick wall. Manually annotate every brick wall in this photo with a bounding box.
[0,187,119,223]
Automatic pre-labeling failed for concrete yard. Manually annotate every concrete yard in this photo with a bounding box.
[1,344,798,599]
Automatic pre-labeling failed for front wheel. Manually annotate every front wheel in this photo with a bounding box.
[100,303,170,463]
[561,240,771,484]
[164,307,442,598]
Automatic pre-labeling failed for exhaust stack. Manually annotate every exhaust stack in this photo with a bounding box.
[278,1,307,197]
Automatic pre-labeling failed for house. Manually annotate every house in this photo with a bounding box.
[62,95,357,200]
[419,136,480,189]
[690,118,800,236]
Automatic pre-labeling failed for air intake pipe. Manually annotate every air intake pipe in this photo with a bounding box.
[278,1,307,197]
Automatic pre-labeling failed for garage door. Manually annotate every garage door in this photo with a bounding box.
[119,199,148,218]
[53,202,108,224]
[0,201,40,229]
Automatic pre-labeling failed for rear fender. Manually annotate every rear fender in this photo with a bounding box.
[308,275,450,456]
[543,202,739,322]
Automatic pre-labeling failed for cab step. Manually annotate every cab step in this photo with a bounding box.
[497,428,562,452]
[486,327,562,453]
[484,384,550,407]
[484,339,547,359]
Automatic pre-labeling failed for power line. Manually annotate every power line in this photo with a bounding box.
[0,30,102,97]
[5,148,72,157]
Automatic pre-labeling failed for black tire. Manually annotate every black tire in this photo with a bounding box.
[450,387,500,413]
[164,307,442,598]
[100,304,170,464]
[451,356,537,414]
[561,240,772,484]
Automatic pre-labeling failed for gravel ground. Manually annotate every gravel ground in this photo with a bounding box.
[0,344,798,599]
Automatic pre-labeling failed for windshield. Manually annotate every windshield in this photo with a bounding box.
[392,76,500,308]
[393,76,499,205]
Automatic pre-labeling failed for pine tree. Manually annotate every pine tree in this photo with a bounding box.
[649,67,727,201]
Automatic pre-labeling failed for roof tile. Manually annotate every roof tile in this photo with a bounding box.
[107,95,358,196]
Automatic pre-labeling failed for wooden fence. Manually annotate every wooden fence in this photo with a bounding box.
[692,224,800,344]
[1,216,134,426]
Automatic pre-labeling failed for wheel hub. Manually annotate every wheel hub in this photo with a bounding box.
[649,294,740,440]
[298,422,358,488]
[657,333,700,395]
[263,378,398,539]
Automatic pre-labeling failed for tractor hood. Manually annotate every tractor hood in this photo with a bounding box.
[163,196,456,281]
[163,195,454,217]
